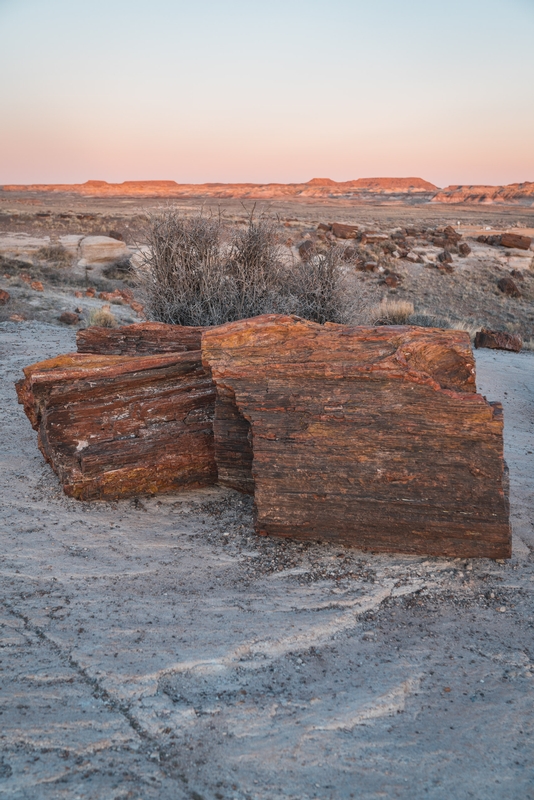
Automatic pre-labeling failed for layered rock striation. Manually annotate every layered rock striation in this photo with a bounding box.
[16,350,217,500]
[203,316,510,558]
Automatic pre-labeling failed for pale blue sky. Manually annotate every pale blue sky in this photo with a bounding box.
[0,0,533,185]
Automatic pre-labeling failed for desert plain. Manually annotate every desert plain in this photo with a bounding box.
[0,182,533,799]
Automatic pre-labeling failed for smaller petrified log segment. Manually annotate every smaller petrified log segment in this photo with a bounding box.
[475,329,522,353]
[76,322,204,355]
[16,351,216,500]
[500,233,531,251]
[76,321,254,494]
[202,315,511,559]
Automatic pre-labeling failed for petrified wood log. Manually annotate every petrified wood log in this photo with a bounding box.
[16,351,216,500]
[202,315,511,558]
[76,321,204,355]
[474,328,522,353]
[500,233,531,251]
[76,322,254,494]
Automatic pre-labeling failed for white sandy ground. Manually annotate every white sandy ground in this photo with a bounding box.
[0,321,533,800]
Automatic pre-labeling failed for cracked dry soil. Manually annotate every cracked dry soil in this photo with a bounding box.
[1,321,533,800]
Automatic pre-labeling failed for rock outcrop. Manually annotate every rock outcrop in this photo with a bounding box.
[1,177,438,202]
[78,236,129,266]
[433,182,534,206]
[16,351,217,500]
[203,316,510,559]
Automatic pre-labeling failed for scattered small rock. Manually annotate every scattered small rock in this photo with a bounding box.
[9,313,25,322]
[331,222,359,239]
[443,225,462,243]
[497,276,521,297]
[30,280,44,292]
[298,240,315,261]
[58,311,80,325]
[509,269,525,281]
[0,289,10,305]
[360,232,389,244]
[458,242,471,257]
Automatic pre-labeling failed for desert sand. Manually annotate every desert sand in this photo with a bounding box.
[1,319,533,799]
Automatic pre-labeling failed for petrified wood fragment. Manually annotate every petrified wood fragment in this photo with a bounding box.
[475,328,522,353]
[16,351,216,499]
[76,322,254,494]
[76,321,204,355]
[202,315,511,558]
[500,233,531,251]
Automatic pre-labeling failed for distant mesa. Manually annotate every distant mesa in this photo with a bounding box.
[433,182,534,206]
[306,178,339,186]
[1,178,533,205]
[349,177,438,192]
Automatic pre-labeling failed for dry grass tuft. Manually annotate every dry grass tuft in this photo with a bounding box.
[88,307,118,328]
[36,244,72,267]
[371,299,415,325]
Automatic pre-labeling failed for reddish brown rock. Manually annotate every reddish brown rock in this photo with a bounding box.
[77,321,204,355]
[474,329,522,352]
[500,233,532,250]
[331,222,359,239]
[0,289,10,304]
[129,301,145,316]
[16,351,217,500]
[360,232,389,244]
[30,280,44,292]
[202,315,510,559]
[497,276,521,297]
[458,242,471,257]
[298,240,315,261]
[380,270,403,288]
[75,321,253,493]
[443,225,462,243]
[58,312,80,325]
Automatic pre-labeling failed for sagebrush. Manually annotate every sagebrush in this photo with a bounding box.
[134,210,362,327]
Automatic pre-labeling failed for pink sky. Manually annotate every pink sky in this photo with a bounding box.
[1,0,533,187]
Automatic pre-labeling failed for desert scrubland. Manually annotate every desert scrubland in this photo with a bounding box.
[1,182,533,799]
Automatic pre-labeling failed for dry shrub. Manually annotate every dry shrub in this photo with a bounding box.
[371,299,415,325]
[288,246,357,324]
[37,244,72,267]
[88,307,118,328]
[135,210,363,326]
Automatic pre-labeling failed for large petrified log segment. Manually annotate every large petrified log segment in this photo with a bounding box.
[76,322,255,494]
[76,321,204,355]
[16,351,216,500]
[202,315,511,559]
